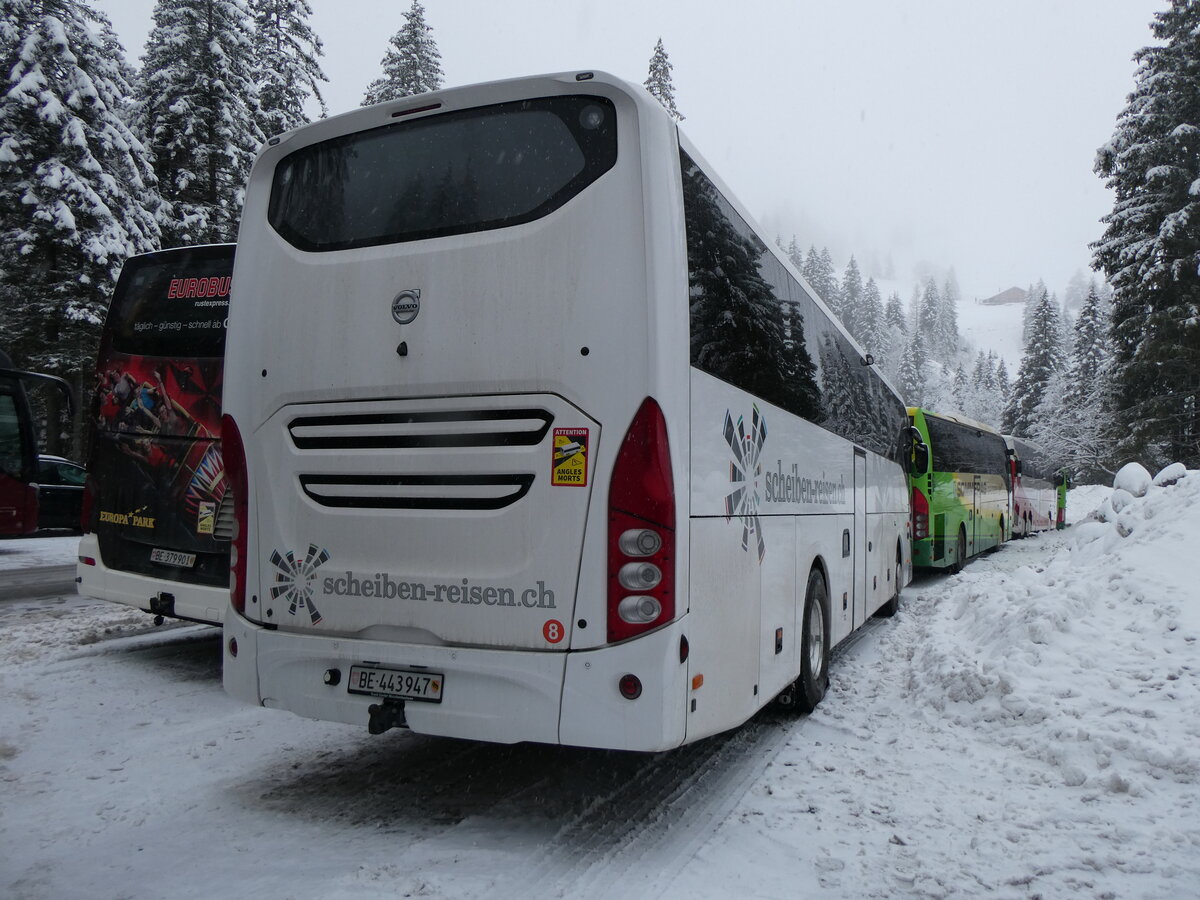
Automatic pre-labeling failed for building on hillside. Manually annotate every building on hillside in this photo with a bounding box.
[978,287,1028,306]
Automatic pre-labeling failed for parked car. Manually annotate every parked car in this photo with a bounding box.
[36,455,86,531]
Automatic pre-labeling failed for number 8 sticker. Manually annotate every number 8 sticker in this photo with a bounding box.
[543,619,565,644]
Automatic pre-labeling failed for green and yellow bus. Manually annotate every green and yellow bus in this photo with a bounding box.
[907,408,1011,571]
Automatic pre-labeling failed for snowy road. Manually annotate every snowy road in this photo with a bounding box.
[3,478,1200,899]
[0,565,77,602]
[0,590,808,900]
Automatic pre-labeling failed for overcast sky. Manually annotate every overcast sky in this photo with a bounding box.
[93,0,1163,302]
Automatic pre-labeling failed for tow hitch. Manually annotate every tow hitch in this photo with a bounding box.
[368,700,408,735]
[150,591,175,620]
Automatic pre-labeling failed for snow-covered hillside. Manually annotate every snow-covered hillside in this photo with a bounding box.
[2,471,1198,898]
[866,272,1027,373]
[957,298,1026,372]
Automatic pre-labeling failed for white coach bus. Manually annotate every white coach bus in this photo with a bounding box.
[222,71,911,751]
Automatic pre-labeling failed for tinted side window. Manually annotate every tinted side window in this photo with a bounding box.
[683,151,823,422]
[929,417,1009,483]
[269,96,618,251]
[1013,438,1052,482]
[682,150,905,455]
[56,463,87,486]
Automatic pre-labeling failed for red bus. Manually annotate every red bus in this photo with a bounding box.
[1,350,73,536]
[1003,435,1058,537]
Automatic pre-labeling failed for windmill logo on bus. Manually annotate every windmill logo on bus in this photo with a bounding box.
[723,406,767,562]
[269,545,330,624]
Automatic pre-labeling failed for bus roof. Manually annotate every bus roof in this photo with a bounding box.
[907,407,1002,436]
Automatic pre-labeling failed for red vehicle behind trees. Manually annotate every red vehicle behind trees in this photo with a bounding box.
[1,350,74,536]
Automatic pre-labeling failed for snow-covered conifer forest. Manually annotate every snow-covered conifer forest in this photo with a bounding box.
[1,0,1198,474]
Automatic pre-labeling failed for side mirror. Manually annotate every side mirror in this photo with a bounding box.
[914,442,930,475]
[907,427,929,475]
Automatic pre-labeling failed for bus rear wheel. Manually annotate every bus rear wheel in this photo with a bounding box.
[877,543,902,618]
[952,527,967,574]
[794,568,830,713]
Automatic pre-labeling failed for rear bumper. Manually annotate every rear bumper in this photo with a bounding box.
[223,613,691,751]
[76,533,227,625]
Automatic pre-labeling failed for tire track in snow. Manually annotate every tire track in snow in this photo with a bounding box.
[504,715,797,900]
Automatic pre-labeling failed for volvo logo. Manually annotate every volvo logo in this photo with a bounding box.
[391,289,421,325]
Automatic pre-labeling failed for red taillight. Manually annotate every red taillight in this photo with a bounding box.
[618,674,643,700]
[911,487,929,540]
[222,414,249,616]
[80,476,94,533]
[607,397,675,644]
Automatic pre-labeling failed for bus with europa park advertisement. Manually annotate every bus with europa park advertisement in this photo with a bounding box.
[1,351,73,537]
[1003,435,1064,537]
[220,71,912,751]
[77,244,235,625]
[907,407,1010,571]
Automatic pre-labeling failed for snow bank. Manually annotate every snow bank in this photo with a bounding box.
[1154,462,1187,487]
[692,479,1200,899]
[1113,461,1152,497]
[912,473,1200,792]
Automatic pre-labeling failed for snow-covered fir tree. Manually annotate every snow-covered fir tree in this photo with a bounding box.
[1040,283,1115,479]
[1093,0,1200,468]
[1,0,162,449]
[917,278,941,354]
[1004,288,1066,437]
[802,246,839,314]
[362,0,443,105]
[1069,284,1109,405]
[838,255,864,340]
[250,0,328,137]
[971,350,995,392]
[877,290,907,383]
[995,359,1011,415]
[988,355,1010,429]
[644,37,684,121]
[1063,269,1090,312]
[858,276,884,356]
[884,291,906,335]
[1021,279,1047,344]
[784,235,803,271]
[138,0,262,245]
[950,364,970,414]
[959,351,1004,430]
[897,330,927,407]
[937,270,960,359]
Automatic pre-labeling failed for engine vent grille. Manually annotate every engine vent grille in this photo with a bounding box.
[288,406,553,511]
[287,408,553,450]
[299,473,534,510]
